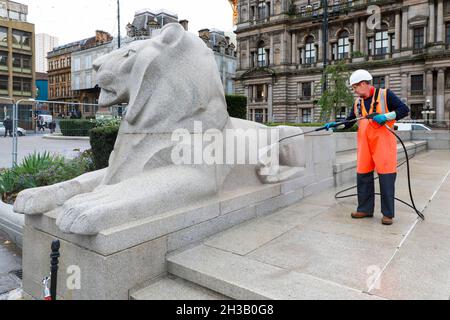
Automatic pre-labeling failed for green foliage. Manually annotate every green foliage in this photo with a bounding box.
[352,51,365,58]
[0,152,95,203]
[89,125,120,170]
[317,61,355,122]
[95,117,121,128]
[225,94,247,120]
[59,119,97,137]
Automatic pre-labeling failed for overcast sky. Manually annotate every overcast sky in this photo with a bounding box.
[19,0,234,45]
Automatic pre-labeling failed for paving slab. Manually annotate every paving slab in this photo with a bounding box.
[168,245,382,300]
[370,222,450,300]
[204,204,329,256]
[131,276,229,300]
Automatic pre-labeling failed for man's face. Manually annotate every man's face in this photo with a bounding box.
[352,81,371,98]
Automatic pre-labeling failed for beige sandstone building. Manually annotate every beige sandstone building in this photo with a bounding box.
[234,0,450,125]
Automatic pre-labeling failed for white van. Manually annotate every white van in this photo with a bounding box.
[396,123,432,131]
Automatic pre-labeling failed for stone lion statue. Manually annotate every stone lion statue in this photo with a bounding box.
[14,23,305,235]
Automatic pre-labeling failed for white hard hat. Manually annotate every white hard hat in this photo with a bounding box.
[350,69,373,86]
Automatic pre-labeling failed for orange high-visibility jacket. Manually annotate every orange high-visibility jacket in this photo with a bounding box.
[353,88,397,175]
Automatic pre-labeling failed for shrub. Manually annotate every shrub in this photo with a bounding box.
[59,119,96,137]
[89,125,119,170]
[225,94,247,120]
[0,152,95,204]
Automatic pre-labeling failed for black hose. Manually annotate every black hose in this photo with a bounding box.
[278,119,425,220]
[334,124,425,220]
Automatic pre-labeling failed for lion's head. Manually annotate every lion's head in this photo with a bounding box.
[93,23,229,134]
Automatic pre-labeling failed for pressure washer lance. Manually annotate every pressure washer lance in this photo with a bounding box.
[278,114,425,221]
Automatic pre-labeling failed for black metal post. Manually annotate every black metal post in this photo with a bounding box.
[50,240,60,300]
[321,0,329,93]
[117,0,121,48]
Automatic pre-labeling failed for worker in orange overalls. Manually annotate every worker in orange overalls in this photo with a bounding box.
[325,70,410,225]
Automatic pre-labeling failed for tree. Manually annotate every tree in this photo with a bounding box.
[317,61,355,121]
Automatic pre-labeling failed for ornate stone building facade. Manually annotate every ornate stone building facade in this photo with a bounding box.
[199,28,237,94]
[234,0,450,125]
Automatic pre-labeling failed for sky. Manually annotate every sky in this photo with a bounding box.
[20,0,235,45]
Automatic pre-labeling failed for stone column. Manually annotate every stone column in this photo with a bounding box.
[360,20,367,54]
[428,0,435,44]
[437,69,445,123]
[437,0,444,43]
[354,20,360,53]
[270,34,274,65]
[252,85,257,103]
[402,8,408,49]
[236,41,241,69]
[268,83,273,122]
[270,0,274,15]
[291,33,297,64]
[281,31,286,64]
[318,28,323,62]
[300,47,305,64]
[246,40,250,68]
[426,69,434,110]
[244,86,250,120]
[395,12,401,51]
[401,73,408,101]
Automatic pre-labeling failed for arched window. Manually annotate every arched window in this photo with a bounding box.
[338,30,349,59]
[305,36,316,64]
[375,24,389,55]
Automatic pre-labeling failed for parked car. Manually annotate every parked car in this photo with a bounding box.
[0,121,27,136]
[396,123,432,131]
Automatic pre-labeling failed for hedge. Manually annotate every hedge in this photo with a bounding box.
[89,125,119,170]
[225,94,247,120]
[59,119,96,137]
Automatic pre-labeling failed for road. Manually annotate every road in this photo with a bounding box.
[0,134,92,169]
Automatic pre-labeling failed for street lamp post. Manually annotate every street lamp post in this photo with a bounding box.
[12,98,35,167]
[117,0,121,49]
[422,99,436,127]
[321,0,329,93]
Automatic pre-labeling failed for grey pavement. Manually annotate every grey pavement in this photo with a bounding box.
[0,230,22,298]
[0,134,91,169]
[169,150,450,300]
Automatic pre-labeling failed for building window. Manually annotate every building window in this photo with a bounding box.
[300,82,312,100]
[254,109,266,123]
[257,46,266,67]
[391,34,396,53]
[258,2,266,19]
[413,28,424,51]
[0,76,8,94]
[373,76,386,89]
[12,77,32,96]
[411,75,424,95]
[0,27,7,47]
[368,37,374,56]
[302,108,312,123]
[375,30,389,55]
[410,104,423,120]
[255,84,266,102]
[12,54,32,74]
[12,30,31,50]
[73,58,81,71]
[447,24,450,45]
[337,30,349,59]
[0,51,7,71]
[305,36,316,64]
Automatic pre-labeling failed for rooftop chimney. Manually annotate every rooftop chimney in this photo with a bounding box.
[179,19,189,31]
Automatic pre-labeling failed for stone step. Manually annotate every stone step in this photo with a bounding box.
[334,140,428,186]
[130,275,229,300]
[167,244,381,300]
